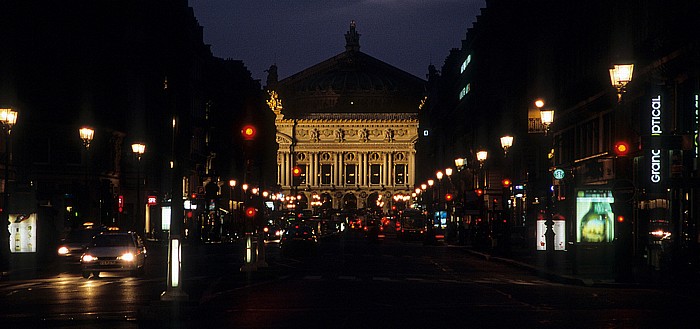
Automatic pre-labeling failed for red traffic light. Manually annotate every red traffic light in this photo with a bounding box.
[474,189,484,197]
[241,125,256,141]
[502,178,512,188]
[245,207,257,218]
[292,166,302,177]
[444,193,453,201]
[614,141,630,156]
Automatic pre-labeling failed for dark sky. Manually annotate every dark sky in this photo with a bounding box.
[188,0,486,82]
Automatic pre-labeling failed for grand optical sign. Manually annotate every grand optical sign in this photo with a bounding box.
[650,95,663,184]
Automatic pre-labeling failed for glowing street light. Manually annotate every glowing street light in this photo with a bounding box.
[609,64,634,102]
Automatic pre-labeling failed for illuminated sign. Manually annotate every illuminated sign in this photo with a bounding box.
[147,196,157,205]
[695,94,698,157]
[650,95,663,184]
[553,168,565,180]
[8,214,37,253]
[576,190,614,243]
[161,206,171,231]
[118,195,124,213]
[651,95,662,135]
[536,219,566,251]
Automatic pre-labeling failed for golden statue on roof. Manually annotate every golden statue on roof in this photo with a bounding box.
[267,90,284,114]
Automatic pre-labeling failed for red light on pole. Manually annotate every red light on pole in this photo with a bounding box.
[444,193,453,201]
[617,215,625,223]
[241,125,256,141]
[245,207,257,218]
[502,178,512,188]
[614,141,630,156]
[475,189,483,197]
[292,166,301,177]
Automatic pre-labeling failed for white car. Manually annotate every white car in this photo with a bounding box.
[81,231,147,278]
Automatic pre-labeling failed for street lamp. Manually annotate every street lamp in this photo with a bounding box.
[0,108,17,275]
[536,99,555,266]
[131,143,146,234]
[500,135,513,156]
[609,64,634,102]
[537,100,554,135]
[476,150,488,165]
[454,157,465,171]
[79,127,95,149]
[79,127,95,224]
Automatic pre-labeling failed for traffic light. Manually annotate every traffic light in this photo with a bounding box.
[245,206,258,218]
[474,189,483,197]
[501,178,512,188]
[444,193,453,202]
[241,124,256,141]
[292,166,303,186]
[613,141,630,156]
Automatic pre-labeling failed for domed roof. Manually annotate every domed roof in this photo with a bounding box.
[271,23,426,116]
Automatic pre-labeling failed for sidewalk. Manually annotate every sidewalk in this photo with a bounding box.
[459,243,700,289]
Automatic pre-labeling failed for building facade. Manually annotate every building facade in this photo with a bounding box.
[267,23,425,213]
[425,0,700,279]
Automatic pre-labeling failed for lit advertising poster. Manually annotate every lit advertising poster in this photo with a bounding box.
[8,213,37,253]
[161,206,171,231]
[576,190,614,243]
[536,219,566,251]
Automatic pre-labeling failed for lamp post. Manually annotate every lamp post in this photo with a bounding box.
[0,108,17,276]
[79,127,94,223]
[537,99,555,266]
[476,150,488,189]
[131,143,145,234]
[500,136,513,156]
[609,64,634,103]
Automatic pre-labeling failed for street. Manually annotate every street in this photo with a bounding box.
[1,230,699,328]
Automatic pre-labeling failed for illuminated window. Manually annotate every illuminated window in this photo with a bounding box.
[345,164,356,185]
[394,164,406,185]
[459,83,471,99]
[460,54,472,73]
[321,164,332,185]
[370,164,381,185]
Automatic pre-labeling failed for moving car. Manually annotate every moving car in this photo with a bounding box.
[280,224,318,256]
[80,231,147,278]
[57,225,107,264]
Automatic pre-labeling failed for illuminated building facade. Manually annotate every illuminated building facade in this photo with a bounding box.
[266,22,425,212]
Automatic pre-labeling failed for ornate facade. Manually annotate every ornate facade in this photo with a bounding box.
[266,22,425,212]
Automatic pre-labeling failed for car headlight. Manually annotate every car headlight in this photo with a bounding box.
[119,252,135,262]
[82,254,95,262]
[58,246,69,255]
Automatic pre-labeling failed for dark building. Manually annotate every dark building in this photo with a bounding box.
[0,0,265,270]
[424,0,700,280]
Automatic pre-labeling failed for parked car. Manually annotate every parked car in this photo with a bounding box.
[57,225,107,264]
[80,231,147,278]
[280,224,318,256]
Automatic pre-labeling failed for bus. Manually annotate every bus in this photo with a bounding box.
[397,209,427,241]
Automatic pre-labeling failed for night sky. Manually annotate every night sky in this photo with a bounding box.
[188,0,486,82]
